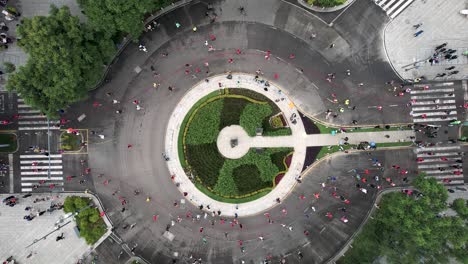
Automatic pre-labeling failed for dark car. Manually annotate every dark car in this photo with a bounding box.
[2,195,15,203]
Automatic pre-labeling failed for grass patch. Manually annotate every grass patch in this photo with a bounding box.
[0,133,17,153]
[60,133,81,151]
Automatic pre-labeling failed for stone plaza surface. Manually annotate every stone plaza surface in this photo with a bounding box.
[0,194,89,264]
[384,0,468,80]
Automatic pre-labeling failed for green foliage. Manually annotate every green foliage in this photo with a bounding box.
[186,99,223,145]
[76,207,107,244]
[3,62,15,73]
[240,103,272,136]
[7,6,115,117]
[0,133,17,153]
[186,143,225,188]
[339,175,468,264]
[311,0,346,7]
[270,115,284,128]
[219,97,248,129]
[64,196,106,245]
[232,164,271,194]
[270,150,291,171]
[452,198,468,220]
[63,196,91,213]
[77,0,165,40]
[60,133,81,151]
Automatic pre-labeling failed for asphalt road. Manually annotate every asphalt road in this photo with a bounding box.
[44,0,455,263]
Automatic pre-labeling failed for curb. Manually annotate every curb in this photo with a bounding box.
[297,0,354,13]
[89,0,195,91]
[325,187,408,263]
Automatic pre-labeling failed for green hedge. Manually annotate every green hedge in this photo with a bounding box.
[219,97,248,129]
[240,103,272,136]
[233,165,271,194]
[186,99,224,145]
[308,0,346,7]
[186,143,225,188]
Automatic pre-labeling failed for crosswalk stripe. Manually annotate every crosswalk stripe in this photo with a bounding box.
[443,180,465,185]
[21,176,64,181]
[413,117,456,123]
[410,88,454,94]
[21,171,63,175]
[411,94,455,100]
[389,0,415,18]
[416,146,460,152]
[20,165,63,170]
[20,160,63,164]
[382,0,398,10]
[412,111,456,117]
[20,154,62,158]
[411,99,455,105]
[18,109,41,114]
[18,126,60,130]
[18,120,60,125]
[21,188,33,192]
[17,104,33,108]
[418,163,458,169]
[21,182,64,186]
[412,105,456,111]
[17,98,24,103]
[425,175,464,180]
[18,115,48,119]
[424,169,462,174]
[417,152,460,158]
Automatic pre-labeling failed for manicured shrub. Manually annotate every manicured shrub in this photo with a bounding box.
[186,143,225,188]
[232,165,271,194]
[240,103,272,136]
[219,97,248,129]
[186,99,224,145]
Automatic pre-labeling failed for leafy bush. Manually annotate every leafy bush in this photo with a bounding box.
[232,165,271,194]
[270,115,284,128]
[3,62,15,73]
[63,196,106,245]
[219,97,248,129]
[186,143,225,188]
[240,103,272,136]
[270,150,293,171]
[452,198,468,220]
[310,0,346,7]
[186,99,223,145]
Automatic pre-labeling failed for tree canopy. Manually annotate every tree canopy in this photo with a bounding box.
[6,6,114,117]
[77,0,167,39]
[339,176,468,264]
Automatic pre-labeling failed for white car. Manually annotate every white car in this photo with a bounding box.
[461,9,468,16]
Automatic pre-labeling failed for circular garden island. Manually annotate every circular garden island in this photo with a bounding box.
[178,88,294,203]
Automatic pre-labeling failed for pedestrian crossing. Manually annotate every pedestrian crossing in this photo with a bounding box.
[17,98,59,130]
[410,84,458,123]
[416,146,464,185]
[19,154,64,192]
[374,0,415,19]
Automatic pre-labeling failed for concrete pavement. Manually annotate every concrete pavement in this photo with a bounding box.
[384,0,468,81]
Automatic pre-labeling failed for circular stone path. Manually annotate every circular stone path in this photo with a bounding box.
[165,73,308,217]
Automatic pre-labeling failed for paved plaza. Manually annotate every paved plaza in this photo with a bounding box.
[0,194,89,263]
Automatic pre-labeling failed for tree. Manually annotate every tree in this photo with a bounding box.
[6,6,114,117]
[339,175,467,264]
[452,198,468,220]
[3,62,16,73]
[77,0,167,40]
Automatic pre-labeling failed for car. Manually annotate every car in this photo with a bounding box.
[2,195,15,203]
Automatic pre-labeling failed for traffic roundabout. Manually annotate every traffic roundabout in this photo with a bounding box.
[166,73,308,216]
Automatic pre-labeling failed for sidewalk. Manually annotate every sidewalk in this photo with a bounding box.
[165,73,416,217]
[384,0,468,80]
